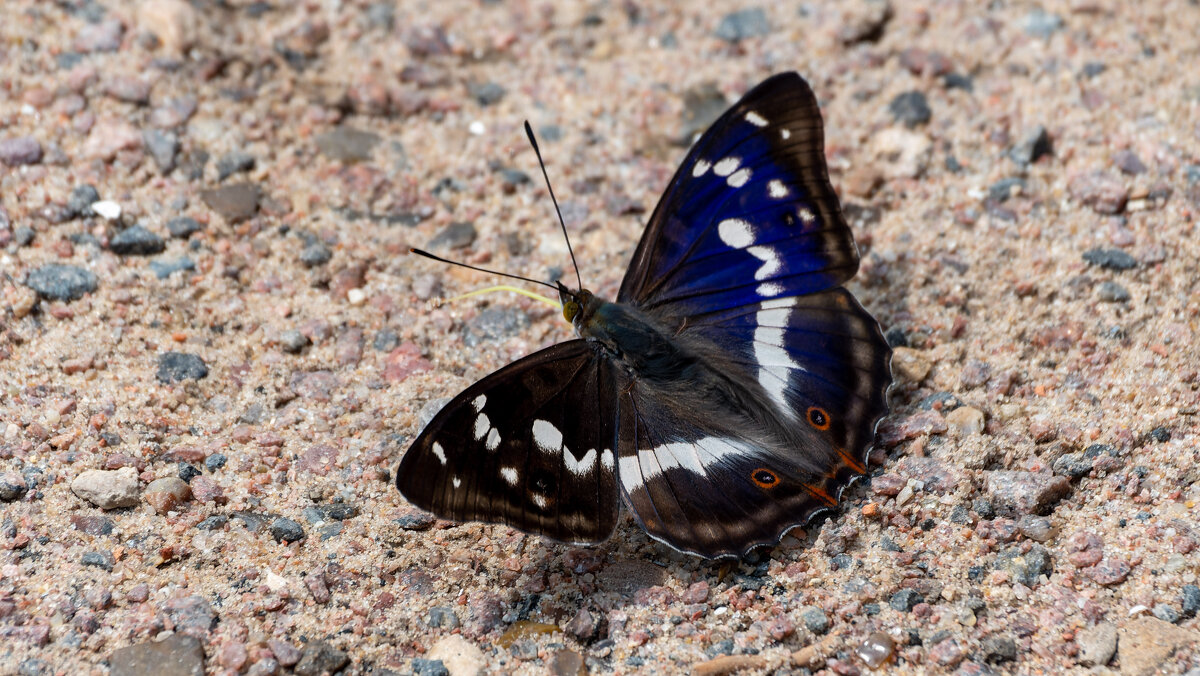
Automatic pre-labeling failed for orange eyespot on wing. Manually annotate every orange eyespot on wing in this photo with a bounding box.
[806,406,831,430]
[751,468,780,489]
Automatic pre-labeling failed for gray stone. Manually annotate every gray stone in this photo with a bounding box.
[1083,247,1138,270]
[714,8,770,42]
[280,330,309,354]
[149,257,196,279]
[0,472,28,502]
[71,467,140,509]
[428,221,477,250]
[468,81,506,106]
[143,129,180,173]
[166,217,202,238]
[889,91,932,127]
[67,185,101,217]
[111,225,166,255]
[294,641,348,676]
[299,243,332,267]
[25,264,98,300]
[800,606,829,634]
[201,183,260,223]
[890,589,923,612]
[109,634,205,676]
[1097,281,1130,302]
[315,126,381,163]
[985,470,1071,515]
[269,517,305,543]
[988,177,1027,202]
[81,550,115,571]
[1077,623,1116,667]
[1022,10,1064,38]
[216,151,255,180]
[1009,126,1052,165]
[410,658,448,676]
[995,544,1052,587]
[1182,584,1200,618]
[157,352,208,382]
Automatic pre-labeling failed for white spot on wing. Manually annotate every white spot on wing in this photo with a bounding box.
[747,246,782,280]
[713,157,740,176]
[601,449,614,470]
[781,128,791,140]
[532,494,548,509]
[473,413,490,440]
[472,394,486,411]
[485,428,501,451]
[432,442,447,466]
[753,297,804,413]
[619,437,758,495]
[768,180,788,198]
[798,206,815,223]
[757,282,783,296]
[745,111,768,127]
[727,168,751,188]
[500,467,518,486]
[531,419,563,453]
[718,218,754,249]
[452,476,461,488]
[565,448,598,476]
[692,159,711,177]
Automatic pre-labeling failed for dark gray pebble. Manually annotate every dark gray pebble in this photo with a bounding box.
[166,216,203,238]
[149,257,196,279]
[299,243,332,267]
[889,91,931,128]
[989,177,1028,202]
[1181,584,1200,618]
[0,474,28,502]
[25,264,98,300]
[800,606,829,634]
[14,226,35,247]
[205,454,227,472]
[67,185,101,217]
[196,515,229,531]
[1148,427,1170,443]
[1082,247,1138,270]
[81,550,115,572]
[973,498,996,519]
[216,151,256,180]
[411,658,449,676]
[1052,453,1093,478]
[373,329,399,352]
[890,589,924,612]
[427,606,459,629]
[157,352,209,382]
[110,225,165,255]
[269,517,305,543]
[468,81,507,106]
[294,641,348,676]
[995,544,1052,587]
[1082,62,1107,78]
[232,511,271,532]
[1097,281,1130,302]
[1153,604,1181,624]
[705,640,735,658]
[1009,126,1052,165]
[177,463,201,483]
[714,8,770,42]
[142,129,180,174]
[428,221,477,250]
[884,327,908,347]
[395,512,436,531]
[201,183,260,223]
[318,523,342,541]
[943,72,974,91]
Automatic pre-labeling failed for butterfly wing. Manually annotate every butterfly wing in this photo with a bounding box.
[396,340,621,545]
[619,72,858,315]
[617,289,890,558]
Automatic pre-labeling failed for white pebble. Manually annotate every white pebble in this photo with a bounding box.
[71,467,141,510]
[347,288,367,305]
[468,120,486,136]
[91,200,122,220]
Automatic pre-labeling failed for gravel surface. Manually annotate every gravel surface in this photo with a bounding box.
[2,1,1199,674]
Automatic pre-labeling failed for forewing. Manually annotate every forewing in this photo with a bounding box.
[397,341,621,545]
[618,72,859,315]
[617,289,891,559]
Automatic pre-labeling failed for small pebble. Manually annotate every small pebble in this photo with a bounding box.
[74,18,124,53]
[71,467,140,509]
[143,476,191,514]
[294,641,348,676]
[201,183,261,223]
[411,658,449,676]
[945,406,985,436]
[157,352,209,382]
[985,470,1071,515]
[269,517,305,543]
[1069,172,1128,214]
[216,151,255,180]
[1009,126,1052,165]
[197,515,229,530]
[890,589,924,612]
[205,453,228,472]
[300,243,332,267]
[427,607,460,629]
[428,221,477,249]
[280,330,310,354]
[1083,247,1138,270]
[142,129,180,173]
[1077,623,1117,666]
[0,472,29,502]
[714,8,770,42]
[988,177,1027,202]
[177,463,201,483]
[0,136,44,166]
[982,636,1017,663]
[1097,281,1130,302]
[91,200,122,220]
[1181,585,1200,618]
[800,606,829,634]
[110,225,165,255]
[315,126,380,163]
[468,81,506,106]
[373,329,400,352]
[1152,604,1181,623]
[109,635,205,676]
[995,544,1052,586]
[67,185,101,216]
[149,257,196,279]
[856,632,895,669]
[888,91,932,127]
[166,216,203,238]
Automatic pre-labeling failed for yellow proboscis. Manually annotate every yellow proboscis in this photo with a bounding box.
[443,285,562,309]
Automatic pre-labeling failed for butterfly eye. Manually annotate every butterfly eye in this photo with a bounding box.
[806,406,831,431]
[562,300,580,322]
[751,468,779,489]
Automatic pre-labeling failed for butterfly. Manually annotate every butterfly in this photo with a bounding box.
[396,72,892,559]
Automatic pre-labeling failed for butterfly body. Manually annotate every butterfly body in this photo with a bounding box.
[399,73,892,559]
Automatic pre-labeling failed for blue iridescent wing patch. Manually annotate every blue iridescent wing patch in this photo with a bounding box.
[619,72,859,315]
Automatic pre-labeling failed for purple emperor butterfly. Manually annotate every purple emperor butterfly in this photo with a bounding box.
[396,72,892,559]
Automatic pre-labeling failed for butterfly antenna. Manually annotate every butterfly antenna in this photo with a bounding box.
[409,248,560,293]
[524,121,583,291]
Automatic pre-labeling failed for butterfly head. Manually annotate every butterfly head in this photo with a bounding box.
[557,282,601,327]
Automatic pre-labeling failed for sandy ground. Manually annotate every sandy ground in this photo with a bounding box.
[2,0,1200,674]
